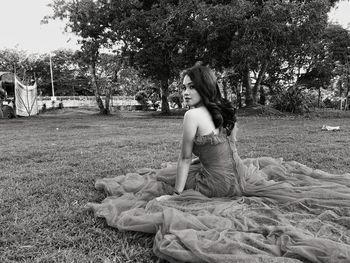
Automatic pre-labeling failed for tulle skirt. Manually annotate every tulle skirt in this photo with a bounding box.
[87,156,350,263]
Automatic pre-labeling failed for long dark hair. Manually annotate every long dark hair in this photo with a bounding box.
[182,65,237,135]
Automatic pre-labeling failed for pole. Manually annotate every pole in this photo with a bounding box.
[13,67,16,104]
[49,53,55,98]
[34,73,38,114]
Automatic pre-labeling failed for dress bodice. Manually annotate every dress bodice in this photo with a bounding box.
[192,129,242,197]
[193,128,237,162]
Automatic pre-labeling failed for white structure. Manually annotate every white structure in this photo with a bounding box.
[37,96,141,111]
[15,77,39,116]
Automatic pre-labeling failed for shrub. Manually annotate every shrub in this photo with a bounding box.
[135,91,149,110]
[2,105,15,118]
[169,92,183,109]
[271,87,311,114]
[323,97,340,109]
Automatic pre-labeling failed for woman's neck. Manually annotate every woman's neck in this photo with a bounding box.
[193,101,204,108]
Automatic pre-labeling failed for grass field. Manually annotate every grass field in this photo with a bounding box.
[1,109,349,263]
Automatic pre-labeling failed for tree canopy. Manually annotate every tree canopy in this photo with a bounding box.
[40,0,348,112]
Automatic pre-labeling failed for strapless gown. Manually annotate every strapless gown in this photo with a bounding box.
[87,129,350,263]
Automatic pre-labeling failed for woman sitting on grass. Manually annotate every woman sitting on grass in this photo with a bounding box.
[89,65,350,263]
[156,65,239,198]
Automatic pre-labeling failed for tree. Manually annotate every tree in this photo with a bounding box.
[46,0,341,111]
[324,24,350,109]
[41,49,92,96]
[292,24,350,109]
[0,48,36,82]
[182,0,340,106]
[112,0,200,114]
[45,0,116,114]
[0,48,95,97]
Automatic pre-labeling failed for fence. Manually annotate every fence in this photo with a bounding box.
[37,96,142,111]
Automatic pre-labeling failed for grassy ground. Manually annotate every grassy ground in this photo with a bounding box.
[1,109,349,263]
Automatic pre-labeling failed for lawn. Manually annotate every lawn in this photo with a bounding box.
[1,109,349,263]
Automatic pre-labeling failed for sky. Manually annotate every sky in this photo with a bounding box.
[0,0,350,55]
[328,0,350,28]
[0,0,80,54]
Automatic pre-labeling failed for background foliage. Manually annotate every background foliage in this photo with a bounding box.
[1,0,350,114]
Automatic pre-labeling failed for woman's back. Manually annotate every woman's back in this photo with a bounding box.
[191,128,242,197]
[189,107,219,137]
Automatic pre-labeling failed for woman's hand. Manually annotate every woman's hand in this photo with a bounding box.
[156,194,176,201]
[155,188,181,201]
[191,157,200,165]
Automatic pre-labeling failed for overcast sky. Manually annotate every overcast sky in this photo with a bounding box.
[0,0,79,54]
[0,0,350,54]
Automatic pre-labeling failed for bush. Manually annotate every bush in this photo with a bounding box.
[169,92,183,109]
[1,105,15,118]
[323,97,340,109]
[271,87,310,114]
[135,91,149,110]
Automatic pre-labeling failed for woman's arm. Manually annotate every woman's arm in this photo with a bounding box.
[229,124,238,142]
[175,110,197,193]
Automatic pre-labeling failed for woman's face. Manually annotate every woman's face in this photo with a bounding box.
[182,75,202,107]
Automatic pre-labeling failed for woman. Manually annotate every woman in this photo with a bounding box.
[89,65,350,263]
[157,65,240,198]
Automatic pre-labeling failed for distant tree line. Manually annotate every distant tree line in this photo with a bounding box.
[0,49,157,107]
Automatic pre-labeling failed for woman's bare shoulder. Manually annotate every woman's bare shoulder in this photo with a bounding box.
[184,107,213,131]
[184,108,201,119]
[184,107,208,117]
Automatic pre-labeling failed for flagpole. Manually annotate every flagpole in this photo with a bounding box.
[27,79,30,116]
[49,53,55,99]
[13,63,16,80]
[14,64,17,116]
[34,73,38,114]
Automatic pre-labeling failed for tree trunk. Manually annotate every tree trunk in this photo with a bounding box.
[317,87,321,108]
[222,79,228,99]
[160,78,170,114]
[0,101,3,119]
[89,63,105,114]
[259,85,266,105]
[235,83,242,108]
[243,66,253,106]
[0,85,5,118]
[237,90,242,108]
[104,87,111,115]
[252,60,268,104]
[345,76,350,110]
